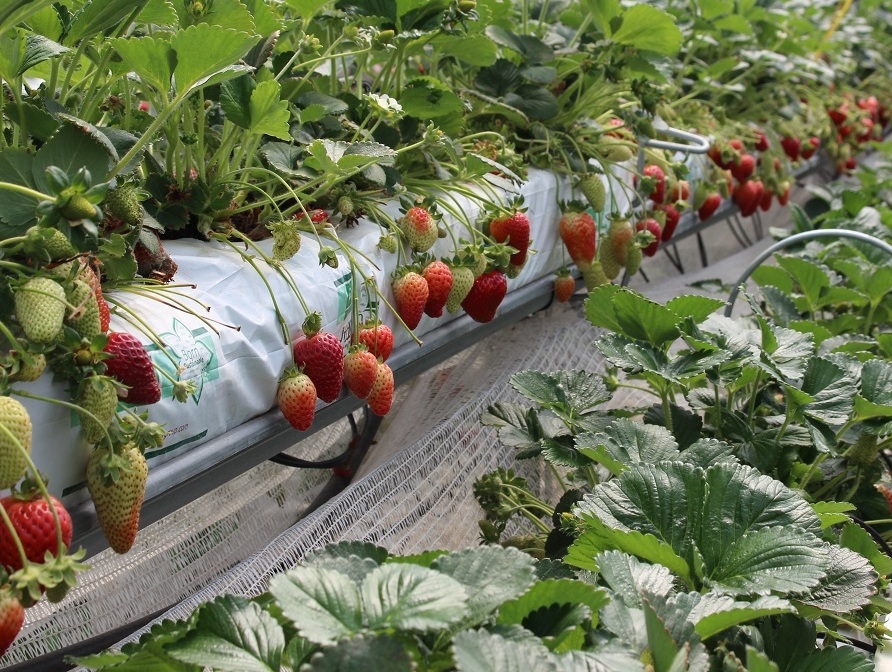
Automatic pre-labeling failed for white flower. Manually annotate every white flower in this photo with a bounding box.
[367,93,404,120]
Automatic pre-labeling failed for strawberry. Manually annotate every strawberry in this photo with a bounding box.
[461,270,507,323]
[777,182,792,206]
[422,260,454,318]
[626,243,643,276]
[638,164,667,203]
[754,132,770,152]
[9,354,46,383]
[103,332,162,405]
[780,136,801,161]
[60,194,99,222]
[578,174,606,211]
[0,493,72,571]
[554,269,575,303]
[268,219,301,261]
[358,322,394,362]
[698,193,722,222]
[730,153,756,182]
[668,180,690,203]
[635,218,662,257]
[489,211,531,267]
[293,313,344,403]
[559,209,597,268]
[446,265,475,313]
[66,278,102,340]
[602,217,633,275]
[343,347,378,399]
[103,185,142,226]
[367,361,394,416]
[392,269,429,330]
[801,136,820,160]
[86,443,148,554]
[377,234,398,253]
[277,368,317,430]
[399,206,437,252]
[0,397,31,490]
[759,189,774,212]
[0,590,24,657]
[729,139,744,151]
[656,204,680,242]
[733,180,764,217]
[14,277,66,344]
[97,288,111,333]
[297,208,329,231]
[78,376,118,445]
[582,261,610,290]
[828,105,848,126]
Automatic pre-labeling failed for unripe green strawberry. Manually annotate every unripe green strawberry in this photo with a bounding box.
[848,434,879,467]
[470,252,487,277]
[78,376,118,445]
[446,265,475,313]
[578,174,606,212]
[603,144,635,163]
[598,242,622,280]
[10,354,46,383]
[398,206,437,252]
[103,185,142,226]
[582,260,610,290]
[66,279,102,339]
[626,243,643,276]
[14,277,66,344]
[606,218,633,266]
[505,262,525,279]
[30,227,77,260]
[86,443,148,554]
[0,397,31,489]
[60,194,98,221]
[336,195,354,215]
[268,220,301,261]
[377,234,398,253]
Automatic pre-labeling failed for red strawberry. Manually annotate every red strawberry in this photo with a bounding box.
[733,180,764,217]
[358,322,394,362]
[698,193,722,222]
[801,136,820,159]
[392,269,429,330]
[0,494,72,571]
[780,136,801,161]
[489,211,531,266]
[668,180,690,203]
[635,218,662,257]
[367,361,394,416]
[760,189,774,212]
[277,368,317,430]
[554,270,575,303]
[656,204,680,242]
[638,164,666,203]
[777,182,792,206]
[399,206,437,252]
[858,118,875,143]
[730,153,755,181]
[422,260,454,318]
[293,313,344,403]
[828,104,848,126]
[559,210,597,268]
[343,346,378,399]
[103,332,161,405]
[461,270,508,323]
[754,132,770,152]
[0,590,24,657]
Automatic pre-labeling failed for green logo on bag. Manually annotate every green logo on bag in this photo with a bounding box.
[150,318,219,404]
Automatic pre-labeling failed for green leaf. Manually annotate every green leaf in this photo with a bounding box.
[32,120,114,192]
[433,546,536,620]
[666,295,725,323]
[585,283,622,333]
[865,265,892,305]
[796,543,877,612]
[612,289,681,347]
[751,265,794,293]
[111,35,176,93]
[484,26,553,63]
[220,74,255,129]
[181,0,257,31]
[775,256,830,311]
[295,91,349,115]
[799,357,856,426]
[261,142,302,176]
[305,542,389,565]
[139,0,178,26]
[301,634,414,672]
[840,522,892,576]
[854,358,892,420]
[510,370,609,415]
[787,645,874,672]
[758,322,814,380]
[582,0,622,36]
[0,148,38,230]
[399,77,464,118]
[170,24,256,91]
[269,566,363,645]
[677,439,738,468]
[434,33,498,66]
[811,501,855,529]
[166,596,283,672]
[706,527,827,595]
[474,58,522,97]
[642,601,678,672]
[760,286,800,326]
[576,419,678,476]
[713,14,752,34]
[362,563,469,631]
[497,579,608,628]
[452,629,558,672]
[746,647,779,672]
[597,551,676,609]
[247,80,291,139]
[693,595,794,640]
[612,5,683,55]
[65,0,150,44]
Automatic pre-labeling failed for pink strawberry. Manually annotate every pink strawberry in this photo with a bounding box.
[277,368,317,430]
[656,204,680,242]
[367,361,394,416]
[392,269,429,330]
[461,270,507,323]
[559,209,597,268]
[489,211,531,266]
[554,270,575,303]
[358,322,394,361]
[635,218,662,257]
[343,346,378,399]
[422,260,454,318]
[637,164,666,203]
[399,206,437,252]
[698,193,722,222]
[293,313,344,403]
[0,590,24,658]
[103,332,161,405]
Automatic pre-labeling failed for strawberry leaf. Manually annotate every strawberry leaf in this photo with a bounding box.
[301,634,413,671]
